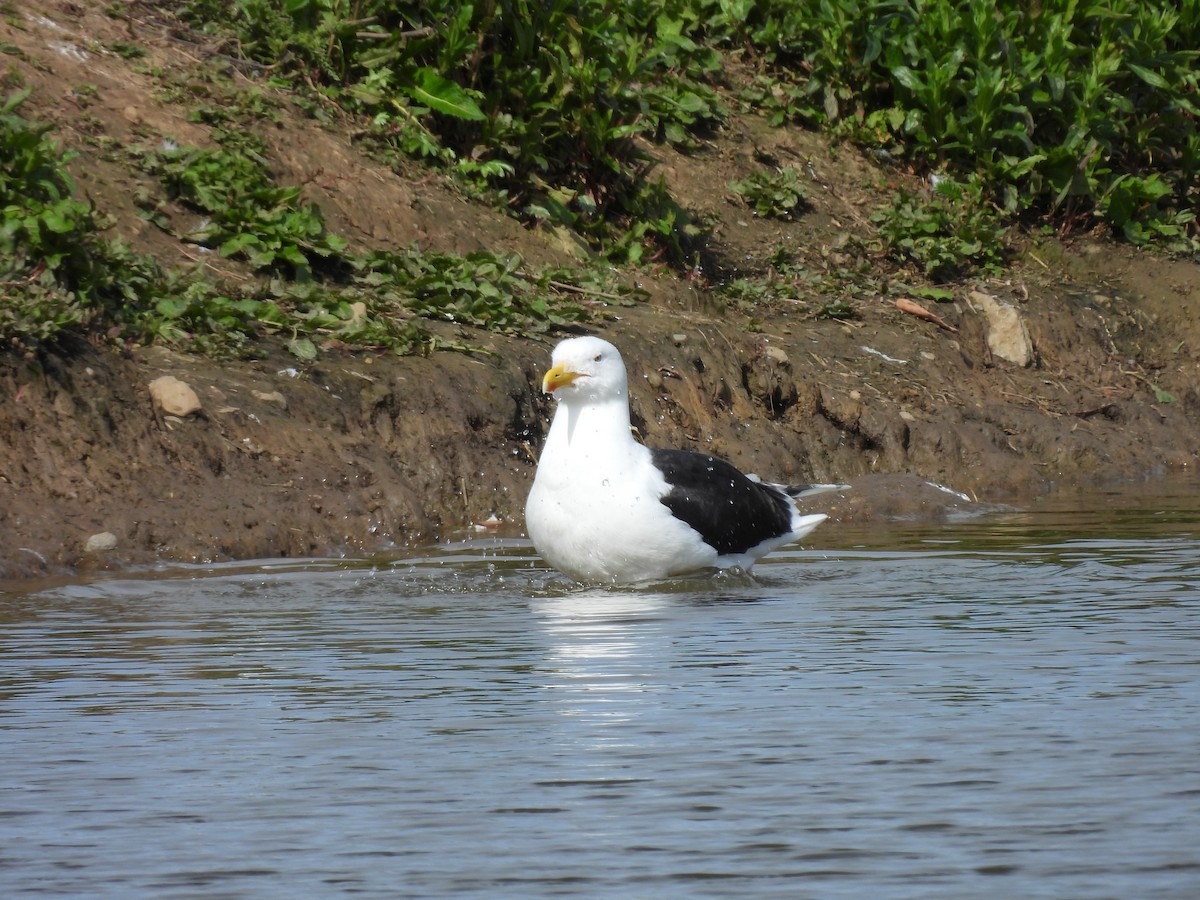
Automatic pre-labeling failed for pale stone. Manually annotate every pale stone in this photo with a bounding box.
[252,390,288,410]
[968,290,1034,368]
[763,345,790,366]
[85,531,118,553]
[149,375,202,416]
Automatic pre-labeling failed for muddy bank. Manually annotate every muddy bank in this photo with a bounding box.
[4,258,1198,582]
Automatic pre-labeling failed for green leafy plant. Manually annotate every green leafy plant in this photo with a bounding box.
[872,175,1009,281]
[154,0,1200,255]
[816,298,857,320]
[739,0,1199,248]
[729,167,809,219]
[135,135,349,276]
[0,88,130,350]
[739,73,824,127]
[173,0,729,264]
[357,249,593,336]
[1,87,608,358]
[106,41,148,60]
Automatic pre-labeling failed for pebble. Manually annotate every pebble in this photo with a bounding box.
[149,375,202,417]
[348,301,368,327]
[85,531,118,553]
[252,390,288,410]
[763,345,789,366]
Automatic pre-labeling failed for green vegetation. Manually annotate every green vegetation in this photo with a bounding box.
[872,175,1008,282]
[716,247,873,323]
[165,0,1197,255]
[174,0,727,264]
[0,87,152,352]
[4,0,1198,357]
[1,89,602,357]
[734,0,1198,248]
[729,168,809,220]
[135,134,350,276]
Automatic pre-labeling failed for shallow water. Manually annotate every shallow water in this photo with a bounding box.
[2,482,1199,898]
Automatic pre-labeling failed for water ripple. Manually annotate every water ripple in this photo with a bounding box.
[2,508,1199,897]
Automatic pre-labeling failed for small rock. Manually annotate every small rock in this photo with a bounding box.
[149,375,203,417]
[672,333,688,346]
[252,389,288,410]
[763,345,789,366]
[968,290,1034,368]
[85,531,118,553]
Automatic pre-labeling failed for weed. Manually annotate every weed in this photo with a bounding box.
[739,74,823,127]
[355,249,596,337]
[758,0,1199,248]
[729,168,809,219]
[1,88,111,350]
[107,41,148,60]
[162,0,1197,253]
[719,275,796,310]
[134,135,349,277]
[171,0,729,265]
[2,89,603,358]
[872,175,1009,281]
[816,299,857,320]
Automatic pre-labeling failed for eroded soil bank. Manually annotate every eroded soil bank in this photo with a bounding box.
[4,247,1198,582]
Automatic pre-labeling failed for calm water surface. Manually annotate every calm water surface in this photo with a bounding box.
[2,483,1199,898]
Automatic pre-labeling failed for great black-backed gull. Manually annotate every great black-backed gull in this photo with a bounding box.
[525,336,843,583]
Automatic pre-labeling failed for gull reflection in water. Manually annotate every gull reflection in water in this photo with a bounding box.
[529,590,675,747]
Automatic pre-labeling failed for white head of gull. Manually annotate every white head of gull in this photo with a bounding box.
[525,335,838,584]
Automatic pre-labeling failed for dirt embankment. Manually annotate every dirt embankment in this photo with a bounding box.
[5,260,1198,582]
[2,6,1198,581]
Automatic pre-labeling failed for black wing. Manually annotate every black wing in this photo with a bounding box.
[651,449,794,555]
